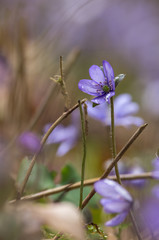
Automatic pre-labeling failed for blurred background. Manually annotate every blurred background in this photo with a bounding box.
[0,0,159,239]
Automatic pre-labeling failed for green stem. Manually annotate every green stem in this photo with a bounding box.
[78,100,87,209]
[110,97,121,184]
[110,98,141,239]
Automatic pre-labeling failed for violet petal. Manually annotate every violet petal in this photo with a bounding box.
[89,65,106,85]
[18,131,41,154]
[115,94,139,117]
[46,125,77,144]
[106,91,115,103]
[86,101,106,122]
[56,140,75,157]
[105,211,128,227]
[100,198,131,213]
[115,116,144,127]
[91,95,106,104]
[78,79,103,96]
[152,185,159,199]
[152,157,159,171]
[152,171,159,179]
[102,60,115,90]
[94,179,133,202]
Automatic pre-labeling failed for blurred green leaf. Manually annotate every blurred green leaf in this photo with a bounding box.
[61,163,80,184]
[51,163,101,207]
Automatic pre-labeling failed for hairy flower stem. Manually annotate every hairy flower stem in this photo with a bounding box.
[110,97,121,184]
[78,100,87,209]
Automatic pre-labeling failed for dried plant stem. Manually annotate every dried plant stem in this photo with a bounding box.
[17,99,87,199]
[10,171,152,203]
[59,56,70,110]
[110,97,121,184]
[78,100,87,209]
[81,123,148,209]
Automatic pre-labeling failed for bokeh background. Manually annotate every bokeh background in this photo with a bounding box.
[0,0,159,239]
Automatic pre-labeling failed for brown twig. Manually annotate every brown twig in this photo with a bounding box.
[81,123,148,209]
[17,98,87,199]
[10,171,152,203]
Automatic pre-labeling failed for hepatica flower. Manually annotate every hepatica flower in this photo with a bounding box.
[78,61,115,104]
[87,93,144,127]
[94,179,133,226]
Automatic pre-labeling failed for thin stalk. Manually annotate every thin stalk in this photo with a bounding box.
[110,97,121,184]
[110,97,142,239]
[10,171,152,203]
[129,210,142,240]
[78,100,87,209]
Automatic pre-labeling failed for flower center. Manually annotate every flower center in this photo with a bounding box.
[102,85,110,93]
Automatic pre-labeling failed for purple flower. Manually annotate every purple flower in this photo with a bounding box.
[105,160,127,176]
[125,165,146,188]
[78,61,115,104]
[152,157,159,179]
[152,185,159,199]
[87,93,144,127]
[94,179,133,226]
[18,131,41,154]
[106,160,146,188]
[138,197,159,239]
[44,111,79,157]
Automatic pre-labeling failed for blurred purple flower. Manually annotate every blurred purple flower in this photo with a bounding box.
[94,179,133,226]
[44,124,79,157]
[152,185,159,199]
[44,111,79,157]
[138,197,159,239]
[87,93,144,127]
[106,159,146,188]
[18,131,41,154]
[78,61,115,104]
[152,157,159,179]
[125,165,146,188]
[106,160,127,176]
